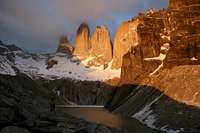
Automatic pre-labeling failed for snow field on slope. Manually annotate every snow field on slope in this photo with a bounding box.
[15,54,121,81]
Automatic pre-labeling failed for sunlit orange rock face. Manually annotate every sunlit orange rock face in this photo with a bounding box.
[112,19,142,69]
[73,24,113,67]
[73,23,91,57]
[120,46,144,84]
[119,0,200,107]
[145,65,200,107]
[169,0,200,10]
[90,26,112,60]
[137,10,167,58]
[164,0,200,67]
[89,26,113,66]
[112,10,167,69]
[120,10,168,83]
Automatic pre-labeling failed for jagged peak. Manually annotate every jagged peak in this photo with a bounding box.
[96,25,108,30]
[57,35,73,55]
[74,22,91,57]
[76,22,90,36]
[93,25,111,35]
[59,35,69,44]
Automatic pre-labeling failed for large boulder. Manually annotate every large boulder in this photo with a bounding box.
[57,36,74,56]
[73,23,91,58]
[46,59,58,69]
[90,26,113,64]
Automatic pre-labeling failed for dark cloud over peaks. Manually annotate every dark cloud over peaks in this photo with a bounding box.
[0,0,168,53]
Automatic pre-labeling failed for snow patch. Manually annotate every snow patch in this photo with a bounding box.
[14,54,121,81]
[161,34,171,41]
[145,40,170,76]
[0,56,16,76]
[144,54,166,61]
[161,46,168,51]
[81,56,96,66]
[150,62,164,76]
[191,57,198,61]
[132,94,163,126]
[0,45,9,51]
[161,125,182,133]
[132,94,181,133]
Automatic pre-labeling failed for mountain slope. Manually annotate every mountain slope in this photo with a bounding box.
[0,42,121,81]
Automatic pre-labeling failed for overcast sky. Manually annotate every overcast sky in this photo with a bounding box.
[0,0,168,53]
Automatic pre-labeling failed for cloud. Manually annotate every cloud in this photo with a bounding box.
[0,0,168,53]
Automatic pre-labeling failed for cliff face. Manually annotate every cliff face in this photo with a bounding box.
[119,0,200,107]
[73,24,113,67]
[112,10,168,69]
[112,19,142,69]
[164,0,200,67]
[137,10,167,58]
[107,71,200,132]
[120,46,144,84]
[45,79,114,105]
[73,23,91,57]
[120,10,168,84]
[169,0,200,10]
[55,0,200,71]
[89,26,113,67]
[146,65,200,107]
[91,26,112,60]
[120,0,200,82]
